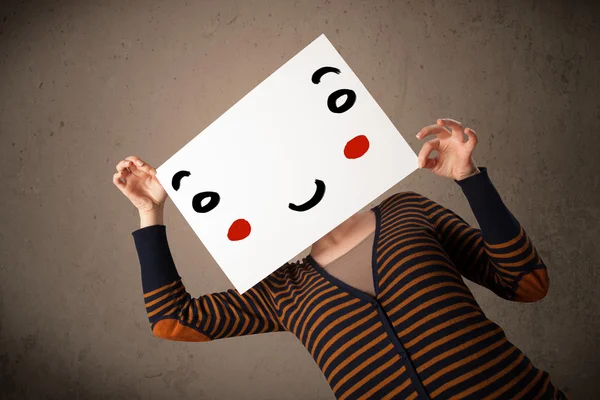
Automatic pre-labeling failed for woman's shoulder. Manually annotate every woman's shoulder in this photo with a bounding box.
[257,258,308,289]
[378,190,427,210]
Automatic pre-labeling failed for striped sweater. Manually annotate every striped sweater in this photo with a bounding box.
[132,167,566,399]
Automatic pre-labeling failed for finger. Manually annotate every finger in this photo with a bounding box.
[464,127,479,151]
[125,162,145,178]
[125,156,156,176]
[125,155,143,166]
[417,124,451,140]
[437,118,464,141]
[121,156,145,177]
[417,138,440,168]
[113,172,126,188]
[116,160,133,173]
[117,160,131,172]
[136,161,157,176]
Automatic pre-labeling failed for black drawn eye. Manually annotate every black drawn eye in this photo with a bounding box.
[327,88,356,114]
[172,170,191,191]
[192,191,220,213]
[311,66,357,114]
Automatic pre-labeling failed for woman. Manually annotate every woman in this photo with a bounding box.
[114,118,566,399]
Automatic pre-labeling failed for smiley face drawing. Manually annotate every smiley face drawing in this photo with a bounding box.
[170,65,372,242]
[155,34,418,294]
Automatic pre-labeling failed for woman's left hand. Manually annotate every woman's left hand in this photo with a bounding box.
[416,118,481,181]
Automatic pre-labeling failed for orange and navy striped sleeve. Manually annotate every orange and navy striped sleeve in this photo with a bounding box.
[131,225,286,342]
[419,167,550,302]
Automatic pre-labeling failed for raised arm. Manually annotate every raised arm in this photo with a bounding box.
[113,155,285,342]
[132,223,286,341]
[416,167,550,302]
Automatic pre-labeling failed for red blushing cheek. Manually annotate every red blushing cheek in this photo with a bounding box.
[344,135,370,159]
[228,219,251,241]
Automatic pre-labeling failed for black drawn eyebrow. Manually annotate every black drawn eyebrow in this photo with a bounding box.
[172,170,191,191]
[311,66,341,84]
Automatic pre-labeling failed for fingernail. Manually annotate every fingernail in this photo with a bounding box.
[137,161,143,166]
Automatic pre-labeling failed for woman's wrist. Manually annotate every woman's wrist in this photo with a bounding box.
[139,206,164,228]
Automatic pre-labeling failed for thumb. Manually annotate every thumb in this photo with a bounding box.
[464,128,478,151]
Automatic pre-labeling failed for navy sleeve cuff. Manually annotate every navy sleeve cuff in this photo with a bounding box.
[132,225,181,293]
[454,167,521,244]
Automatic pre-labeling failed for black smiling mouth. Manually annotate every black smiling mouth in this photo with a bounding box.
[289,179,326,212]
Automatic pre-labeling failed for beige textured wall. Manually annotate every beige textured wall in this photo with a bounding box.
[1,0,599,398]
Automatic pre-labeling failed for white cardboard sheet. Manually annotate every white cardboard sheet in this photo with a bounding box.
[156,34,418,294]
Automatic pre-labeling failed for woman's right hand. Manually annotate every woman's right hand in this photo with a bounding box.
[113,155,167,213]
